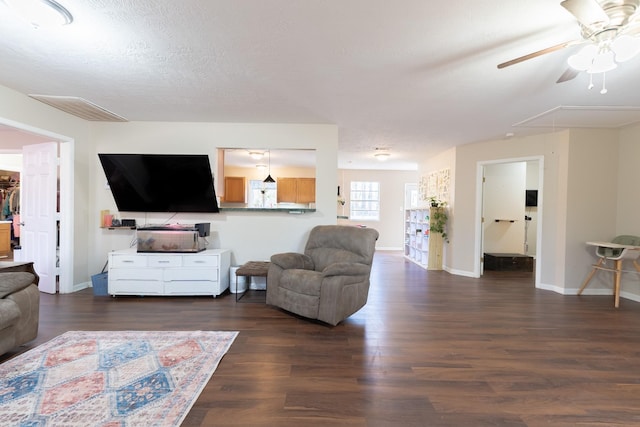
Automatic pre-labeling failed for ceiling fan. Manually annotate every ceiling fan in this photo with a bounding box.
[498,0,640,85]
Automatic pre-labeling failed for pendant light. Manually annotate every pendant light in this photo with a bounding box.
[263,150,275,183]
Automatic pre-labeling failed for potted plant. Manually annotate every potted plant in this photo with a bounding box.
[428,197,449,243]
[428,196,446,208]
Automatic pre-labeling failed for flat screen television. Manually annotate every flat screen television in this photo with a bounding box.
[98,153,219,213]
[525,189,538,207]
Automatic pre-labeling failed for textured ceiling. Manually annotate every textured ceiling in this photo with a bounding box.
[1,0,640,170]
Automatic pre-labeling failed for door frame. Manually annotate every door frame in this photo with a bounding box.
[0,116,74,293]
[474,155,544,286]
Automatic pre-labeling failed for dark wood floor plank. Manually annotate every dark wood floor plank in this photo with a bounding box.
[4,250,640,425]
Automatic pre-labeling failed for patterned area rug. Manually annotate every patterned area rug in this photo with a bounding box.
[0,330,238,426]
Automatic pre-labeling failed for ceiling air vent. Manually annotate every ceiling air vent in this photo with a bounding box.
[28,95,128,122]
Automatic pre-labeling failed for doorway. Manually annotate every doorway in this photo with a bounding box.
[0,119,74,294]
[0,166,20,260]
[477,157,543,285]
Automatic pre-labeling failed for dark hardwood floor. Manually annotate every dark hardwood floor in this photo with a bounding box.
[4,251,640,426]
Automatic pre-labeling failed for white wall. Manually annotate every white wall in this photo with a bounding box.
[91,121,339,271]
[0,154,22,171]
[0,84,91,289]
[336,169,418,249]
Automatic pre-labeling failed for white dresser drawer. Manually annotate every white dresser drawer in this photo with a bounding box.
[109,281,163,295]
[148,256,182,268]
[111,255,148,268]
[183,255,218,267]
[164,281,215,295]
[164,268,217,282]
[110,268,163,281]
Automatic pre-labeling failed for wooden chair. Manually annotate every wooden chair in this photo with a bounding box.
[579,235,640,308]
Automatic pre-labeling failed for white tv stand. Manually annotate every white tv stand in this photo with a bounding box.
[108,248,231,297]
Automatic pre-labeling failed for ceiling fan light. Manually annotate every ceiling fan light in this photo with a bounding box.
[567,44,597,70]
[589,50,617,73]
[612,35,640,62]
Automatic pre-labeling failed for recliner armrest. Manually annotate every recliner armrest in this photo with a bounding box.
[0,273,36,299]
[270,252,315,270]
[322,262,370,277]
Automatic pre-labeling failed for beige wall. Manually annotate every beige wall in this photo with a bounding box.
[563,129,619,293]
[91,121,339,270]
[422,128,639,300]
[424,132,568,288]
[615,122,640,300]
[337,169,418,249]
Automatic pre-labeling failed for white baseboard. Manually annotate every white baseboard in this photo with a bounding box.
[72,281,91,293]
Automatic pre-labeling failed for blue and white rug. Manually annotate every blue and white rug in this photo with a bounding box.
[0,330,238,426]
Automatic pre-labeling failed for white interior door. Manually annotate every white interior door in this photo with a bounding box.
[21,142,58,294]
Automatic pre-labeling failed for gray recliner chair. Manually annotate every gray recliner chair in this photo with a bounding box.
[266,225,379,326]
[0,272,39,356]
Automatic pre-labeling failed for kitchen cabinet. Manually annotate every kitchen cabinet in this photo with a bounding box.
[277,178,315,203]
[224,176,245,203]
[296,178,316,203]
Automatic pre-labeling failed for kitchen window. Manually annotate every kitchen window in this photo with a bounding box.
[350,181,380,221]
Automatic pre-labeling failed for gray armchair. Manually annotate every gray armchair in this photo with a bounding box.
[0,271,39,356]
[266,225,379,325]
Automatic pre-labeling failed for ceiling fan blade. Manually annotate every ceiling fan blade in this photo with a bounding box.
[497,41,577,69]
[561,0,609,27]
[556,67,580,83]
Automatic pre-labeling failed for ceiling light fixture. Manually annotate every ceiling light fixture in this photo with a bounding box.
[263,150,275,183]
[568,35,640,94]
[374,149,390,161]
[249,151,264,160]
[4,0,73,28]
